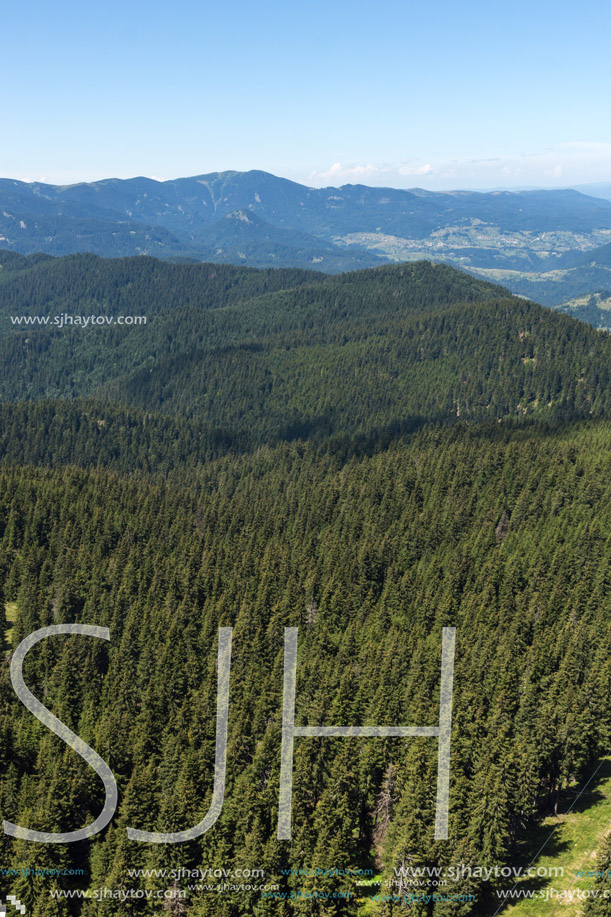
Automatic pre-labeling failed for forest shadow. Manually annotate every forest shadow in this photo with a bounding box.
[479,758,611,914]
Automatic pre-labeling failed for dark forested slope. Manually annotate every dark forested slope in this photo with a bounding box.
[1,255,611,916]
[1,425,611,916]
[0,256,608,442]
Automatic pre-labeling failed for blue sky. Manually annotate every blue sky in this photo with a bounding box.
[3,0,611,189]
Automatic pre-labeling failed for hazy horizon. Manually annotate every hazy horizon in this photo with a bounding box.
[3,168,611,200]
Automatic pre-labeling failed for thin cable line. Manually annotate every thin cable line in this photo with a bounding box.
[492,758,608,915]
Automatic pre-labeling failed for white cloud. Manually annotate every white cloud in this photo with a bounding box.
[310,160,439,186]
[309,162,382,184]
[307,143,611,190]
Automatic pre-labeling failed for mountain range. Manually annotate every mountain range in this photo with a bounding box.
[3,170,611,323]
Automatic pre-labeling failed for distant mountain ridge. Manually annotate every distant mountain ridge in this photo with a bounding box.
[0,171,389,270]
[3,170,611,312]
[4,170,611,240]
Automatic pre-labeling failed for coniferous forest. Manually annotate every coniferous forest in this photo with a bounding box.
[1,255,611,915]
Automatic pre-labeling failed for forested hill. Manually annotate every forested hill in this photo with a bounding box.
[0,255,609,460]
[0,250,327,312]
[2,255,611,916]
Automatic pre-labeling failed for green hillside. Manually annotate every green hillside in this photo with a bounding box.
[1,256,611,916]
[0,256,608,440]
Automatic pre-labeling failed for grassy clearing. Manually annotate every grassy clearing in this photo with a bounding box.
[355,873,383,914]
[355,761,611,915]
[563,292,611,312]
[4,601,17,645]
[497,758,611,916]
